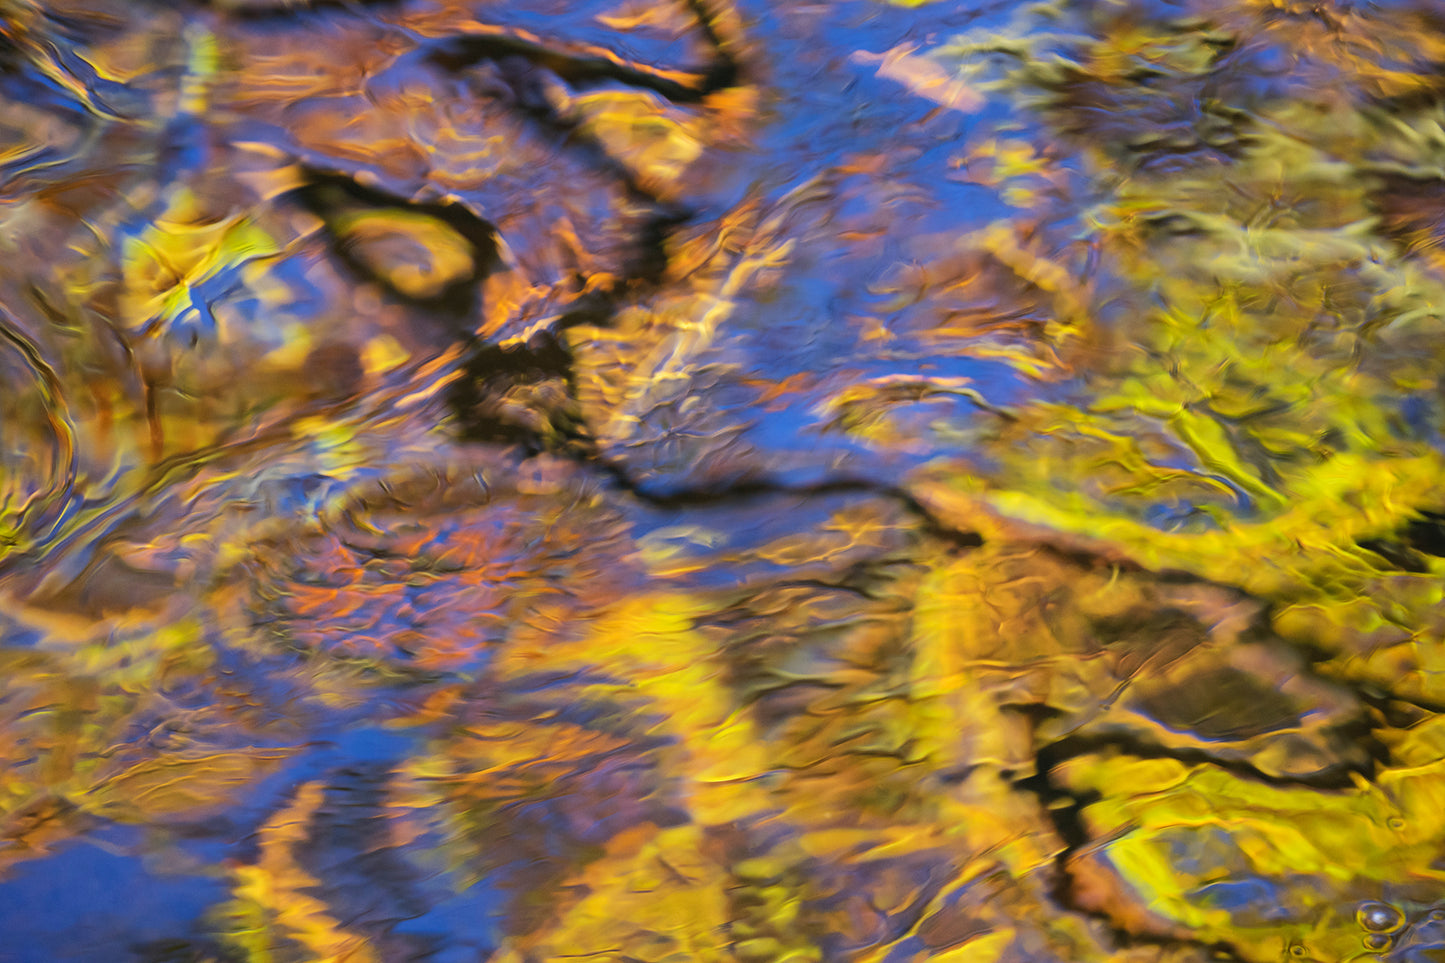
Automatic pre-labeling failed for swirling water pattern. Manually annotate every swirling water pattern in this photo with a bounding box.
[4,0,1445,961]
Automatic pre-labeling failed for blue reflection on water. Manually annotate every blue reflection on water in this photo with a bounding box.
[0,835,227,963]
[0,721,503,963]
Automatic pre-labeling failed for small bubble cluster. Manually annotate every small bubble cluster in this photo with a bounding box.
[1358,901,1405,936]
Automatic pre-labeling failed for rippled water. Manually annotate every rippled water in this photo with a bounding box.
[4,0,1445,960]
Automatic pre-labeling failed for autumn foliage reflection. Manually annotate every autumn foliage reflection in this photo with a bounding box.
[6,0,1445,961]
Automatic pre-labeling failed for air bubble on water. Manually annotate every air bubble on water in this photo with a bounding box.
[1357,901,1404,934]
[1362,932,1393,952]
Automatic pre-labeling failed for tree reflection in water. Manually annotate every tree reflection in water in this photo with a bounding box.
[3,0,1445,960]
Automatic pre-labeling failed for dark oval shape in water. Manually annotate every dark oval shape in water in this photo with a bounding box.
[1360,902,1406,934]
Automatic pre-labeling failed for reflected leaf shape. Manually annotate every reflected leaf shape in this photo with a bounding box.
[328,209,477,301]
[852,44,985,113]
[120,190,283,338]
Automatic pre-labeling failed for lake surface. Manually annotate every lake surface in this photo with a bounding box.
[4,0,1445,960]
